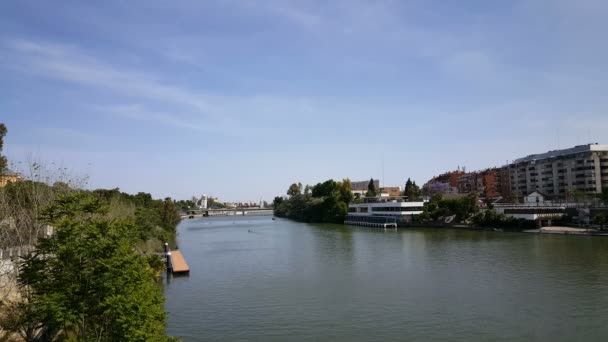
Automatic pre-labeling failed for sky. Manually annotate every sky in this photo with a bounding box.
[1,0,607,202]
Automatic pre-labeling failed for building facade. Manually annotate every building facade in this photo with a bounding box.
[424,171,464,196]
[351,179,380,197]
[425,169,503,199]
[505,144,608,200]
[379,186,401,197]
[0,170,22,188]
[345,196,425,227]
[457,168,502,199]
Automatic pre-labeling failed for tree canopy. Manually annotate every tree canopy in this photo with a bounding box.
[287,183,302,197]
[0,123,7,173]
[366,178,377,198]
[274,179,352,223]
[403,178,421,200]
[9,193,169,341]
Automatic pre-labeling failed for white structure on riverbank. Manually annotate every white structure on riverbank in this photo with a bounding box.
[493,191,566,224]
[345,196,425,227]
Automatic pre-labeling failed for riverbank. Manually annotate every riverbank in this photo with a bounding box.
[524,226,608,236]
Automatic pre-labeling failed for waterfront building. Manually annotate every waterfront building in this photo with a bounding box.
[493,191,566,226]
[505,143,608,200]
[345,196,425,227]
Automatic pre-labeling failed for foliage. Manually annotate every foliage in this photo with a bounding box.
[403,178,421,200]
[10,193,169,341]
[418,194,479,223]
[287,183,303,197]
[471,210,535,229]
[366,178,377,198]
[89,189,180,250]
[0,179,73,249]
[602,188,608,205]
[207,197,226,209]
[472,210,518,228]
[568,189,586,203]
[594,212,608,229]
[273,196,284,208]
[175,199,197,212]
[0,122,6,173]
[274,179,352,223]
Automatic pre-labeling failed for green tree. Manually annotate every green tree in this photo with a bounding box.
[12,193,169,341]
[594,212,607,230]
[0,122,7,173]
[366,178,377,198]
[273,196,284,208]
[274,179,352,223]
[312,179,337,198]
[287,183,302,197]
[404,178,413,196]
[159,197,181,232]
[403,178,421,200]
[601,188,608,204]
[569,189,585,203]
[338,178,354,204]
[410,181,421,200]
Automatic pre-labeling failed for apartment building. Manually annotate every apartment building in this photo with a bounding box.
[506,144,608,199]
[457,168,502,199]
[424,171,464,195]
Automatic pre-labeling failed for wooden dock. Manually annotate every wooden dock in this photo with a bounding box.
[169,250,190,274]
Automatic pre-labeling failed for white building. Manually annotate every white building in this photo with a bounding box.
[197,194,208,209]
[345,196,425,227]
[493,191,565,224]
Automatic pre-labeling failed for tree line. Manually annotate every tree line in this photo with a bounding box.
[273,179,353,224]
[0,123,181,341]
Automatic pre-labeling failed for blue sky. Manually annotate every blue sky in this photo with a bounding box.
[1,0,607,202]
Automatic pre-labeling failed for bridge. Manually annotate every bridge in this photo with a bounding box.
[181,208,274,218]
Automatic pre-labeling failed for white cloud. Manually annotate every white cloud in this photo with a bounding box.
[2,38,324,137]
[4,38,214,112]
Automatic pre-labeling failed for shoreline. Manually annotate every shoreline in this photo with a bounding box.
[523,226,608,236]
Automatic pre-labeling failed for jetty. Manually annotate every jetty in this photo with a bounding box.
[164,243,190,275]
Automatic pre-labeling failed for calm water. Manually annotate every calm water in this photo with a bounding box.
[165,216,608,341]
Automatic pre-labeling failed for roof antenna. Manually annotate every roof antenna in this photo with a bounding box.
[381,155,385,188]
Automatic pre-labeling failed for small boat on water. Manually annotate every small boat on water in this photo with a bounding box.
[272,217,276,220]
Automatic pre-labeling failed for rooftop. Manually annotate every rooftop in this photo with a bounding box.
[1,169,20,177]
[512,143,608,164]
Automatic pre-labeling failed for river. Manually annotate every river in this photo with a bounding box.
[164,216,608,341]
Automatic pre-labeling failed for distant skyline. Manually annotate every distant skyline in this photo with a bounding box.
[1,1,607,202]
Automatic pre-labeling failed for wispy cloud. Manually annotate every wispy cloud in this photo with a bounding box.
[4,38,214,112]
[97,104,214,133]
[2,37,323,137]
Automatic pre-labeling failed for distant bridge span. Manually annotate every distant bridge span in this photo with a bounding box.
[182,208,274,218]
